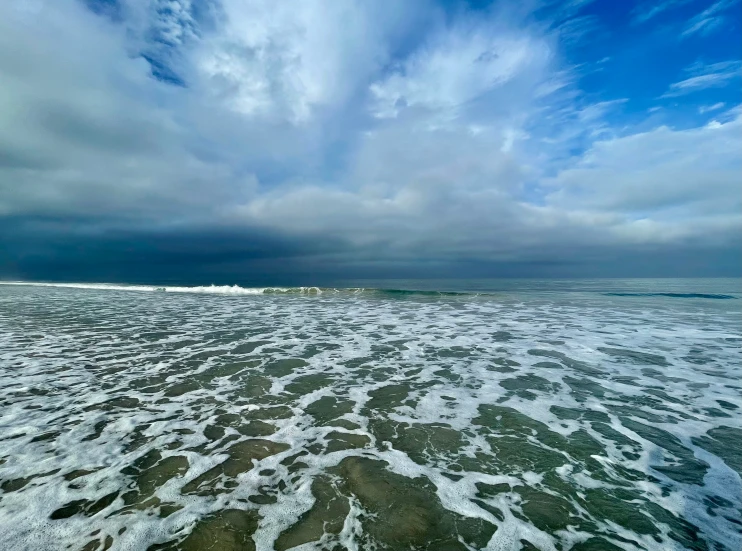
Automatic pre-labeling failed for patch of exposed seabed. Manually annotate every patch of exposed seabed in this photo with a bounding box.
[0,288,740,551]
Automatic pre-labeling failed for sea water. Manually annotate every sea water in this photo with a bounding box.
[0,279,740,551]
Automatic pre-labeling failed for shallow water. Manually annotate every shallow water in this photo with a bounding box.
[0,280,740,551]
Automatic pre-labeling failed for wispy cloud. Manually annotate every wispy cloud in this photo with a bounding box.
[662,60,742,97]
[682,0,740,37]
[631,0,693,25]
[699,102,726,114]
[369,19,551,120]
[557,15,601,46]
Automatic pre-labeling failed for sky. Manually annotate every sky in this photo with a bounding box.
[0,0,740,283]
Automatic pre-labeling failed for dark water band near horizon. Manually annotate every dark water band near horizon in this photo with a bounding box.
[0,279,740,551]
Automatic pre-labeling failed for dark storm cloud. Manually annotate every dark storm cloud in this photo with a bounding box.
[0,215,344,283]
[3,214,739,284]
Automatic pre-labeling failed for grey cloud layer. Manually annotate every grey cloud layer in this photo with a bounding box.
[0,0,740,279]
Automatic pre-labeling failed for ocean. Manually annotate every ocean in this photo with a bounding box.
[0,279,740,551]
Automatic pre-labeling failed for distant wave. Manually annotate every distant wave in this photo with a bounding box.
[2,282,735,300]
[604,292,736,299]
[0,281,475,297]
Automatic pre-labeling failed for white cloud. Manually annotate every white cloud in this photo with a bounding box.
[123,0,199,48]
[662,60,741,97]
[544,114,742,220]
[699,102,726,114]
[682,0,740,37]
[369,19,552,120]
[556,15,600,45]
[632,0,693,24]
[191,0,429,122]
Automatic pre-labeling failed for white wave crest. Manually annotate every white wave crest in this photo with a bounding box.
[0,281,325,295]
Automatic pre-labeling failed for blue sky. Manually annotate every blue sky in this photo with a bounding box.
[0,0,740,281]
[566,1,740,127]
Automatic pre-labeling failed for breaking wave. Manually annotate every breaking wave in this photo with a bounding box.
[0,281,476,297]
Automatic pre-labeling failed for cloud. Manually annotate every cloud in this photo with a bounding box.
[699,102,726,113]
[188,0,433,122]
[662,60,742,97]
[232,110,742,267]
[0,0,740,279]
[369,16,552,120]
[682,0,740,37]
[631,0,693,24]
[0,1,203,217]
[544,113,741,218]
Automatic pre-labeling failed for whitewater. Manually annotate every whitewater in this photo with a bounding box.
[0,279,740,551]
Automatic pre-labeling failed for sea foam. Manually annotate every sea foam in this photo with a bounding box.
[0,282,740,550]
